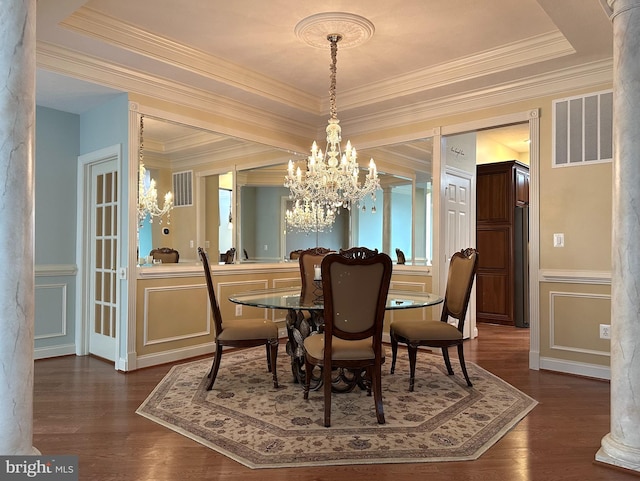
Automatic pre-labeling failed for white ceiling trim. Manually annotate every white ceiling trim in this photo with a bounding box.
[154,131,229,155]
[337,31,576,111]
[342,59,613,140]
[36,42,317,146]
[36,42,612,151]
[61,6,320,114]
[60,7,577,118]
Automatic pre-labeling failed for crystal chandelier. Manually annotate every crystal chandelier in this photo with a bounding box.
[137,116,173,226]
[285,34,380,217]
[286,199,336,234]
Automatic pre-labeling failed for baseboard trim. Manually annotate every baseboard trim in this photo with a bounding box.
[135,343,216,369]
[540,356,610,380]
[34,344,76,360]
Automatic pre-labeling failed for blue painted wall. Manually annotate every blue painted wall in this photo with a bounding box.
[34,106,80,355]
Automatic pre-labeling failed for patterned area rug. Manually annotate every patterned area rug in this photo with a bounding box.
[137,347,537,469]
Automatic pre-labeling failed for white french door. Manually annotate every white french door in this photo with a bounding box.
[88,160,119,360]
[77,145,121,363]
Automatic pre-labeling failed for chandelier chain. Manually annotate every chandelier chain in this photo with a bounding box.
[328,34,340,120]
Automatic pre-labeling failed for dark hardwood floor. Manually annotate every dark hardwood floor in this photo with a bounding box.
[33,324,636,481]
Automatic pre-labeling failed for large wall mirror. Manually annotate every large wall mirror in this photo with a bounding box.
[137,114,433,265]
[236,138,434,264]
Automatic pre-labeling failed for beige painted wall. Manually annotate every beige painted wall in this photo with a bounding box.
[132,81,615,375]
[135,266,434,360]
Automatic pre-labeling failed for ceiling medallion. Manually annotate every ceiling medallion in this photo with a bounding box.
[294,12,375,49]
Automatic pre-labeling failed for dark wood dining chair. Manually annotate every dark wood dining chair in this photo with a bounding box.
[149,247,179,263]
[303,248,392,427]
[198,247,279,390]
[289,249,303,260]
[339,246,378,260]
[390,248,478,390]
[298,247,333,304]
[223,248,236,264]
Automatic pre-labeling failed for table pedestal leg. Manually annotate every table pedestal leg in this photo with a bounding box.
[285,308,323,389]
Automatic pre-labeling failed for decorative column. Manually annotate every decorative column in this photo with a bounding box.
[596,0,640,473]
[0,0,37,454]
[382,186,392,255]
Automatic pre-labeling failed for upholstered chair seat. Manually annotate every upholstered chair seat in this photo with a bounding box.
[304,335,383,361]
[217,319,279,341]
[391,320,463,342]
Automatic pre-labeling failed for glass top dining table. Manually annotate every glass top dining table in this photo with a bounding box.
[228,286,443,311]
[229,286,443,389]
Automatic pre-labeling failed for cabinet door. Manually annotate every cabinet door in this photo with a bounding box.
[477,170,510,222]
[476,226,513,324]
[515,169,529,206]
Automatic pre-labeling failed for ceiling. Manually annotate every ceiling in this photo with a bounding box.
[35,0,613,153]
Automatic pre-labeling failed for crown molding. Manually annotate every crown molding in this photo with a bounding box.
[36,42,316,146]
[332,31,576,112]
[341,59,613,138]
[37,41,612,148]
[60,6,320,114]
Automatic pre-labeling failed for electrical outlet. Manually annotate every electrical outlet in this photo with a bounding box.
[235,304,242,316]
[599,324,611,339]
[190,240,194,248]
[205,240,210,248]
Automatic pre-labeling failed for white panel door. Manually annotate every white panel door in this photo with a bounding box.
[443,169,475,338]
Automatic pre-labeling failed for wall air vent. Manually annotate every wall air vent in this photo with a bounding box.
[172,170,193,207]
[553,90,613,167]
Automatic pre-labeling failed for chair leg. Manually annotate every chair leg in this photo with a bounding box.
[323,360,332,427]
[390,330,398,374]
[457,343,473,387]
[268,340,279,388]
[206,344,223,391]
[442,347,455,375]
[370,365,385,424]
[266,343,272,372]
[407,344,418,392]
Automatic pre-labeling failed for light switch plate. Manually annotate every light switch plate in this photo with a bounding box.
[553,233,564,247]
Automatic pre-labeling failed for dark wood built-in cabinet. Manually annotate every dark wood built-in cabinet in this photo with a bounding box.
[476,160,529,327]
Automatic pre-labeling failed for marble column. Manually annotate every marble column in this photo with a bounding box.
[0,0,37,455]
[596,0,640,473]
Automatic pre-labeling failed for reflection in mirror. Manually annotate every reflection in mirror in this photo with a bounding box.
[237,134,433,264]
[237,164,349,262]
[354,137,433,264]
[137,115,287,263]
[137,113,433,265]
